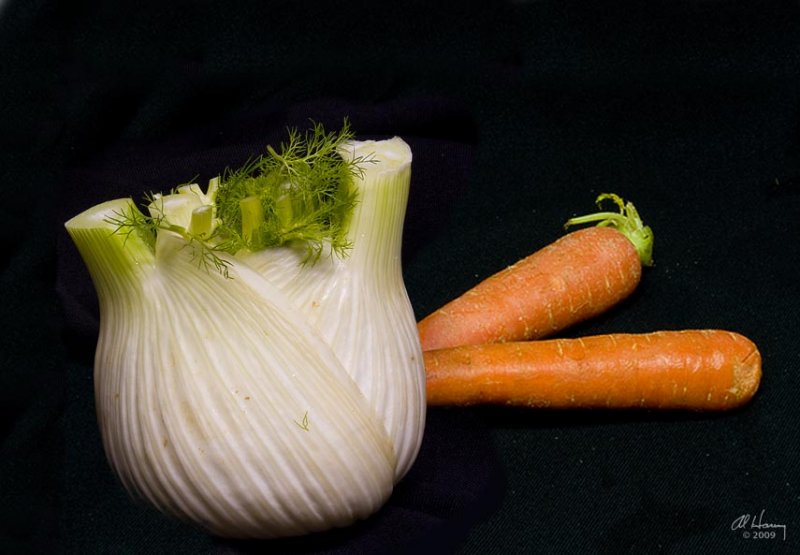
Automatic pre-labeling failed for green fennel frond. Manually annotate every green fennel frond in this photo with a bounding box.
[104,201,159,250]
[105,200,232,279]
[214,119,369,262]
[294,411,310,432]
[104,119,366,277]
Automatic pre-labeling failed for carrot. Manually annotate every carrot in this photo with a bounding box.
[425,330,761,410]
[418,194,654,351]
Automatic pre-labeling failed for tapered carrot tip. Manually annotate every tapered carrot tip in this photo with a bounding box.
[425,330,762,411]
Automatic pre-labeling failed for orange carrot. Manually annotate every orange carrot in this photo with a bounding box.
[425,330,761,410]
[418,194,654,351]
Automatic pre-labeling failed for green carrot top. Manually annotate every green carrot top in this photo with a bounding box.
[564,193,654,266]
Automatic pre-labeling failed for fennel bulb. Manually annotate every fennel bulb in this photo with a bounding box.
[64,123,425,538]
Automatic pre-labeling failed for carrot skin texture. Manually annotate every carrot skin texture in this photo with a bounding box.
[425,330,761,410]
[418,227,641,352]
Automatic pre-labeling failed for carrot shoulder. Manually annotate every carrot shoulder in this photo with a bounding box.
[425,330,761,411]
[418,194,654,351]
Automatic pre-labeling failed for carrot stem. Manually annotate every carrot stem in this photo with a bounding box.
[565,193,654,267]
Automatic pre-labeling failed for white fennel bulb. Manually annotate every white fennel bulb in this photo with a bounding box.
[64,123,425,539]
[244,137,425,480]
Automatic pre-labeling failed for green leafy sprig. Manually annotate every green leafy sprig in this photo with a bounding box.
[214,119,371,263]
[106,194,232,278]
[107,119,369,276]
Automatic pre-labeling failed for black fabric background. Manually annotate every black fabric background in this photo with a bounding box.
[2,1,799,553]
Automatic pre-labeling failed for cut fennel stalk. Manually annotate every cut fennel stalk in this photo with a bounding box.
[65,129,425,539]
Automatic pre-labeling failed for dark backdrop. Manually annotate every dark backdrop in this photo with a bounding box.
[2,1,799,554]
